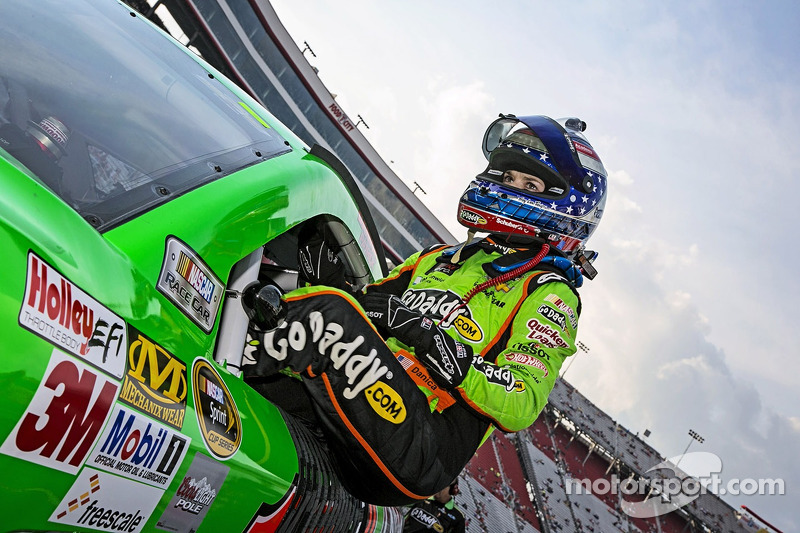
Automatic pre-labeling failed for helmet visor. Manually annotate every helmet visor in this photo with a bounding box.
[482,117,548,159]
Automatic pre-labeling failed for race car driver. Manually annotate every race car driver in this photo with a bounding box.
[243,114,608,506]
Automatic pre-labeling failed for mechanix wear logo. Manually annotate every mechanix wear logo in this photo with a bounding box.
[400,289,484,342]
[119,327,187,430]
[262,311,390,399]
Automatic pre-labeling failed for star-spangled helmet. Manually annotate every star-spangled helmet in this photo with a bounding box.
[457,114,608,255]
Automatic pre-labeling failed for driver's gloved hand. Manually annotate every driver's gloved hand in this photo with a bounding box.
[297,225,349,291]
[358,292,473,389]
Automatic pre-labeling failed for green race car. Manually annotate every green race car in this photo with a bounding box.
[0,0,402,531]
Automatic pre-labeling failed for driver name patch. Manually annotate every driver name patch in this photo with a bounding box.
[157,237,223,334]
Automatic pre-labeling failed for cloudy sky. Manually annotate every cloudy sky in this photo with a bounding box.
[269,1,799,529]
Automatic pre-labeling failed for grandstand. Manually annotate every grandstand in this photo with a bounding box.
[455,379,765,533]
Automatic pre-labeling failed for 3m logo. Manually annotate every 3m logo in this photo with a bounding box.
[119,326,187,429]
[365,381,406,424]
[0,350,119,474]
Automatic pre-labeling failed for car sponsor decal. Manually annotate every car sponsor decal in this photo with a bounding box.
[0,350,119,474]
[19,251,127,379]
[400,289,483,342]
[119,326,187,430]
[544,293,578,328]
[50,468,163,533]
[87,404,190,489]
[526,319,569,349]
[505,352,549,378]
[262,311,391,399]
[192,359,241,460]
[537,304,567,330]
[156,452,230,533]
[243,487,297,533]
[365,381,406,424]
[157,237,223,334]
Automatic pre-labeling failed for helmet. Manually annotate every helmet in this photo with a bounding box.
[457,114,607,254]
[26,115,70,159]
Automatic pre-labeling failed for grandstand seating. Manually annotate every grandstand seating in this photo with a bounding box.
[453,379,756,533]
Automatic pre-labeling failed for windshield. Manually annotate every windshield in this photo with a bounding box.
[0,0,289,230]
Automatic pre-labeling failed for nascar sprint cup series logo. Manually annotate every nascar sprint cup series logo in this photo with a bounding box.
[400,289,483,342]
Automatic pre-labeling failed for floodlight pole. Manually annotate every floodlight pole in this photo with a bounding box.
[355,114,369,129]
[675,429,705,471]
[301,41,316,57]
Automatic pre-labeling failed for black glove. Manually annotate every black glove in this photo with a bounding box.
[359,292,473,389]
[297,225,348,290]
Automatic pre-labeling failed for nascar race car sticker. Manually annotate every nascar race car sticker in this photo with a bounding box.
[87,404,190,489]
[192,358,241,460]
[119,326,187,430]
[0,349,119,475]
[156,452,230,533]
[50,467,163,533]
[157,236,223,334]
[19,251,127,379]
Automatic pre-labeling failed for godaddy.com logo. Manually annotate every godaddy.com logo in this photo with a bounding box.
[565,452,784,518]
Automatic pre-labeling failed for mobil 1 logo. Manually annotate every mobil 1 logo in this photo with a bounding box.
[87,404,190,489]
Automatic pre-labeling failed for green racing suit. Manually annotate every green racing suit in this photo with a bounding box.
[245,237,582,505]
[369,238,581,432]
